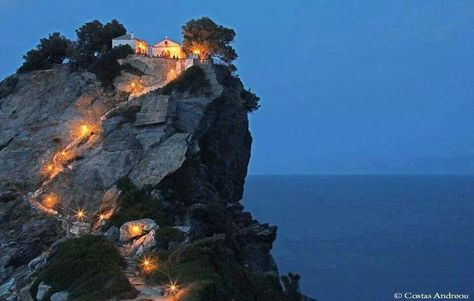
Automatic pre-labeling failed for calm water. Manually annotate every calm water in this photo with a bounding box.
[243,175,474,301]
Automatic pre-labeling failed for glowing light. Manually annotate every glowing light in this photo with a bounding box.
[98,213,107,221]
[71,121,95,139]
[166,69,177,82]
[139,256,157,272]
[192,49,200,55]
[136,41,147,55]
[129,224,142,236]
[75,208,87,221]
[167,280,179,295]
[79,124,90,137]
[42,193,58,209]
[56,149,75,164]
[129,80,140,93]
[42,161,62,178]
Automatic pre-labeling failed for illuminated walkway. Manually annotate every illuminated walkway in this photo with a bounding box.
[120,247,172,301]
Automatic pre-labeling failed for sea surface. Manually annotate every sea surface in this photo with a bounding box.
[242,175,474,301]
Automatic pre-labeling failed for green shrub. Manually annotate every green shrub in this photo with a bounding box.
[241,88,260,112]
[89,45,134,88]
[155,227,185,249]
[197,203,233,236]
[0,76,19,99]
[31,235,135,301]
[71,19,126,70]
[214,64,239,87]
[66,19,131,87]
[147,235,287,301]
[17,33,71,73]
[161,65,211,96]
[281,273,303,301]
[103,177,172,230]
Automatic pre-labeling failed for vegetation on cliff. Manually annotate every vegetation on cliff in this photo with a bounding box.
[17,32,71,73]
[31,235,135,301]
[241,88,261,112]
[104,177,173,230]
[146,235,287,301]
[16,19,132,87]
[161,65,212,96]
[182,17,237,63]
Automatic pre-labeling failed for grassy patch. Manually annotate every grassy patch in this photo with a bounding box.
[155,226,185,249]
[103,177,173,230]
[147,235,286,301]
[161,65,211,96]
[31,235,136,301]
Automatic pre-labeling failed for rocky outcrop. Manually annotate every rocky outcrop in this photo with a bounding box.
[0,57,281,299]
[119,218,159,242]
[50,291,69,301]
[36,282,52,300]
[0,190,63,290]
[119,218,159,257]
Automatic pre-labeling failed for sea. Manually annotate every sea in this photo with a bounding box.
[242,175,474,301]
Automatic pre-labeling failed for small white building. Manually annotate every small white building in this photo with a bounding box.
[152,37,186,59]
[112,33,149,55]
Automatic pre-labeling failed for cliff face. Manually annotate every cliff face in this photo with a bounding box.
[0,58,281,300]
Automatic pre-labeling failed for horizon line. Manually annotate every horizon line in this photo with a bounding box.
[247,173,474,176]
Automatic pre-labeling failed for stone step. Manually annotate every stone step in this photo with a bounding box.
[131,280,145,284]
[139,287,164,296]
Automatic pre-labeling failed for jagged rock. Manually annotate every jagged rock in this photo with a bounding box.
[28,253,47,271]
[129,133,190,187]
[104,226,120,241]
[50,291,69,301]
[0,60,295,299]
[6,295,17,301]
[0,278,15,298]
[174,226,191,234]
[119,219,158,242]
[36,282,51,301]
[129,229,156,257]
[69,222,90,236]
[98,186,120,213]
[17,285,34,301]
[0,193,62,284]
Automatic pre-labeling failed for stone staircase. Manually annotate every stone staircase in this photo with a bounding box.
[120,247,168,301]
[124,256,145,289]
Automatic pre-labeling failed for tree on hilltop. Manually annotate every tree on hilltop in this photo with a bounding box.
[18,32,72,73]
[182,17,237,63]
[70,19,126,68]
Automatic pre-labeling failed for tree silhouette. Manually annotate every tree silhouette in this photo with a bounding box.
[281,272,302,301]
[182,17,237,63]
[18,32,71,73]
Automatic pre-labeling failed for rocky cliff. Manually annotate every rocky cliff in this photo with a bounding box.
[0,57,291,301]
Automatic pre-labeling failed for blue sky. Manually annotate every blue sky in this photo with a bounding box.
[1,0,474,174]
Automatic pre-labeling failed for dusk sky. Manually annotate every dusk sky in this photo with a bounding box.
[1,0,473,175]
